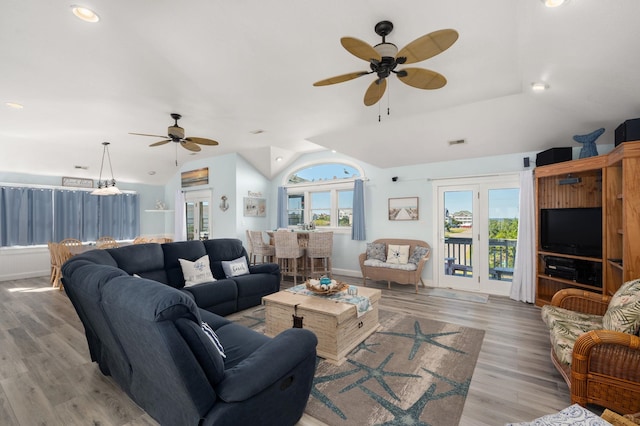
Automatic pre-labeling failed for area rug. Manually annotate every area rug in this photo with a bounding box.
[425,287,489,304]
[228,306,485,426]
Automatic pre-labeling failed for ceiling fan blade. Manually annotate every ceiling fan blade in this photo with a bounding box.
[397,68,447,90]
[149,140,171,147]
[363,78,387,106]
[396,29,459,65]
[185,137,219,146]
[340,37,382,62]
[313,71,370,86]
[129,132,169,138]
[181,141,201,152]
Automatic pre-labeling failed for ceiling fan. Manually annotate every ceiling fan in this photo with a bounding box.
[313,21,458,106]
[129,113,220,153]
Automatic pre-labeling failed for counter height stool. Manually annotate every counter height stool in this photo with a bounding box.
[305,231,333,279]
[247,230,275,265]
[96,236,119,249]
[273,231,306,285]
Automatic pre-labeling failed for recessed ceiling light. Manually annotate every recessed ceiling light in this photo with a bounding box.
[275,156,283,162]
[71,5,100,23]
[531,82,549,91]
[331,150,337,154]
[5,102,24,109]
[541,0,567,7]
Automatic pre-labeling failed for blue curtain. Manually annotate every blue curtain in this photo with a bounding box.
[0,186,139,246]
[0,186,53,246]
[351,179,366,240]
[98,193,139,239]
[277,186,288,229]
[54,190,84,241]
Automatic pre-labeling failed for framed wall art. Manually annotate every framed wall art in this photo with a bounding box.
[181,167,209,188]
[243,197,266,217]
[388,197,419,221]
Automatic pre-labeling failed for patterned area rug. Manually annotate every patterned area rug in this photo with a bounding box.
[227,306,485,426]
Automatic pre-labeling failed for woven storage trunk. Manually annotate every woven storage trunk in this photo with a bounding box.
[263,287,381,365]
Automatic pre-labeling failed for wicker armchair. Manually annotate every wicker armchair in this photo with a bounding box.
[545,288,640,414]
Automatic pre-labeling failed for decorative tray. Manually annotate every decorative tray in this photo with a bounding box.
[305,279,348,295]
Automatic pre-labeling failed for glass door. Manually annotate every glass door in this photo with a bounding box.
[435,176,520,295]
[438,188,479,291]
[185,190,211,241]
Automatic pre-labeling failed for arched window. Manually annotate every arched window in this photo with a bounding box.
[284,161,364,230]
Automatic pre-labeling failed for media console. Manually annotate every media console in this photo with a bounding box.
[544,255,602,288]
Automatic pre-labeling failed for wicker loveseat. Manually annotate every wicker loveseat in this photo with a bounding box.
[359,238,431,293]
[541,279,640,414]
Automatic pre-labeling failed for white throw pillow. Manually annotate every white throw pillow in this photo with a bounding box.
[221,256,250,278]
[387,244,410,264]
[178,255,215,287]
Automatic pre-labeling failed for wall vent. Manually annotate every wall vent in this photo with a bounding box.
[74,165,88,169]
[448,139,466,146]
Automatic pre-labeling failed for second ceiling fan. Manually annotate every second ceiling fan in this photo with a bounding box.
[129,113,220,152]
[313,21,458,106]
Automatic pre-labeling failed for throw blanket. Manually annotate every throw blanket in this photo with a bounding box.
[286,284,372,317]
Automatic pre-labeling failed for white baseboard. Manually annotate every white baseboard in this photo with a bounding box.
[0,270,49,282]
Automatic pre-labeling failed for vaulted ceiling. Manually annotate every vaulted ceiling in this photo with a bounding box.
[2,1,639,185]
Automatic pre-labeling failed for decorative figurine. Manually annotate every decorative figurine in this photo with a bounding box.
[573,128,605,158]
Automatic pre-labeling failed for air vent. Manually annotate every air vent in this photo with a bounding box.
[74,165,88,170]
[448,139,466,146]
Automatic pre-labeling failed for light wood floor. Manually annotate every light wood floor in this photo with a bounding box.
[0,275,574,425]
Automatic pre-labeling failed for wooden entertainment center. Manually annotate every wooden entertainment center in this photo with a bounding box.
[535,141,640,306]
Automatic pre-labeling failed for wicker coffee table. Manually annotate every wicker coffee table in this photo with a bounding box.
[262,286,381,365]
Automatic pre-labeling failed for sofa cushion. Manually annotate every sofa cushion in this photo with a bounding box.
[221,257,250,278]
[179,255,216,286]
[203,239,249,279]
[541,305,603,330]
[366,242,386,262]
[183,279,239,316]
[107,243,168,284]
[387,244,410,264]
[603,278,640,334]
[363,258,418,271]
[175,318,225,385]
[408,245,430,265]
[163,241,208,288]
[549,320,598,365]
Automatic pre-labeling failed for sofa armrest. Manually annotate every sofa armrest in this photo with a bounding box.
[550,288,610,316]
[248,263,279,275]
[215,328,317,402]
[571,329,640,407]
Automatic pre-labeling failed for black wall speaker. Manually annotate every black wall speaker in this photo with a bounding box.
[536,147,572,167]
[615,118,640,146]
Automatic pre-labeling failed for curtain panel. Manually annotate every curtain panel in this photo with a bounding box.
[351,179,366,240]
[0,185,139,247]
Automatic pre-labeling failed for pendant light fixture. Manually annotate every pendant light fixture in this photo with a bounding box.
[91,142,122,195]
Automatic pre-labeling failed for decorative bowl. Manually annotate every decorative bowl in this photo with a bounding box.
[306,279,348,295]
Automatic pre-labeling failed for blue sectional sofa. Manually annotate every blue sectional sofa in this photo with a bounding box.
[61,239,318,426]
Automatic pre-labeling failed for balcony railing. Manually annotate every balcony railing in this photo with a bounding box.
[444,237,517,281]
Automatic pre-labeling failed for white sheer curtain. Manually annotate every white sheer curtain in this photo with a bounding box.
[510,169,536,303]
[174,190,186,241]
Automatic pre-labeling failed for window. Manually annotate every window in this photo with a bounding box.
[284,161,363,230]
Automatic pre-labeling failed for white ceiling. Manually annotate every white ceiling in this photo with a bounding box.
[2,0,640,185]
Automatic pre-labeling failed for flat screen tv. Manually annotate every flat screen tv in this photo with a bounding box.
[540,207,602,257]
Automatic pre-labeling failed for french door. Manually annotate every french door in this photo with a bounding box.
[185,190,211,241]
[433,175,520,295]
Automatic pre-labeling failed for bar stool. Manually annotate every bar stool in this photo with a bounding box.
[305,231,333,279]
[273,231,305,285]
[247,230,275,265]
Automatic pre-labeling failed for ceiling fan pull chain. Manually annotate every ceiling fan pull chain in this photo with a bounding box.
[387,82,391,117]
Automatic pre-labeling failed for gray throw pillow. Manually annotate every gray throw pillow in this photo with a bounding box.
[366,242,387,262]
[221,256,250,278]
[409,245,430,264]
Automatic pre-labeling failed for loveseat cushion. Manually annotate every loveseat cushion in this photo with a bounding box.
[541,305,603,330]
[363,258,418,271]
[603,278,640,334]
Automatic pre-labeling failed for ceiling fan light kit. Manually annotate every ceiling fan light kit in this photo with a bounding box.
[91,142,121,196]
[314,20,458,107]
